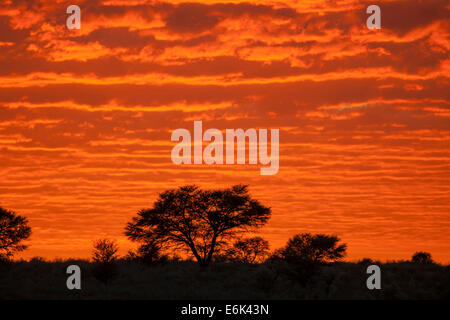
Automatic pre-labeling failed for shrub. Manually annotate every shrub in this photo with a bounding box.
[272,233,347,285]
[92,239,119,284]
[225,237,270,264]
[411,252,434,264]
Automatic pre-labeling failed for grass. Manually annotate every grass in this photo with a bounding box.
[0,258,449,299]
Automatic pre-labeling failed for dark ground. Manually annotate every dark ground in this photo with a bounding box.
[0,258,449,299]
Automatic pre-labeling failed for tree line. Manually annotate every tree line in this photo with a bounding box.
[1,185,436,271]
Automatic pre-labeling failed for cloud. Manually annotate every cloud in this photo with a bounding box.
[0,0,449,263]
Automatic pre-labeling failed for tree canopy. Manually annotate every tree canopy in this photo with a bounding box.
[125,185,271,267]
[275,233,347,265]
[92,239,119,264]
[412,251,434,264]
[225,237,270,264]
[0,207,31,259]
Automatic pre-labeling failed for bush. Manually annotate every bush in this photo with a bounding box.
[411,252,434,264]
[91,239,119,285]
[271,233,347,285]
[92,239,119,264]
[124,241,169,265]
[225,237,270,264]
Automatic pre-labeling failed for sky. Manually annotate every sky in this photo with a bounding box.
[0,0,449,263]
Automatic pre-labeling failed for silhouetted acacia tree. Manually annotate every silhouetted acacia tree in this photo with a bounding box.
[226,237,270,264]
[92,239,119,263]
[0,207,31,259]
[412,251,433,264]
[125,185,271,267]
[92,239,119,284]
[272,233,347,285]
[275,233,347,265]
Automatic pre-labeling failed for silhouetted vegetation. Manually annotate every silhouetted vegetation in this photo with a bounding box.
[125,185,271,267]
[412,252,434,264]
[273,233,347,265]
[0,257,448,299]
[91,239,119,285]
[125,239,169,265]
[0,187,448,300]
[271,233,347,285]
[92,239,119,263]
[223,237,270,264]
[0,207,31,260]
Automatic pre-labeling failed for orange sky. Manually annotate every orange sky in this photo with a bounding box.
[0,0,449,263]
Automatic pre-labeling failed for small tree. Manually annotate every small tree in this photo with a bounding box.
[226,237,270,264]
[125,185,271,267]
[127,239,168,265]
[92,239,119,284]
[412,251,433,264]
[92,239,119,263]
[277,233,347,265]
[0,207,31,259]
[273,233,347,285]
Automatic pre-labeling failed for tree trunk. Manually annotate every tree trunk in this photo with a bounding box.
[188,243,204,267]
[203,235,218,267]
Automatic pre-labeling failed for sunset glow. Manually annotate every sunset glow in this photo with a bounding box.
[0,0,449,263]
